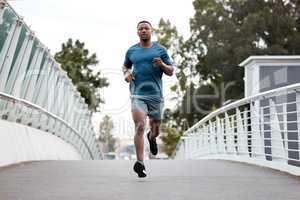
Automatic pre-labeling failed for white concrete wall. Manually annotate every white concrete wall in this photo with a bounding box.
[0,119,82,167]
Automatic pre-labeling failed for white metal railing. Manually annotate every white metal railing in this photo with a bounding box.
[0,1,101,159]
[174,83,300,175]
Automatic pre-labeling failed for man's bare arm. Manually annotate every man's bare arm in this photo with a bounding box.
[152,58,174,76]
[122,65,134,82]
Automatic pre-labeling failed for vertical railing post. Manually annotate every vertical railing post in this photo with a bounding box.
[251,100,264,158]
[236,107,248,155]
[295,91,300,165]
[269,98,285,160]
[32,56,52,105]
[282,96,288,161]
[8,32,34,97]
[0,19,23,92]
[243,105,251,157]
[189,131,194,158]
[6,32,34,122]
[21,46,45,101]
[216,117,225,154]
[225,113,235,154]
[200,136,204,158]
[183,137,188,159]
[209,121,217,155]
[203,125,209,156]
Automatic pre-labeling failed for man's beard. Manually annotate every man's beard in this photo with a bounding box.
[141,37,150,42]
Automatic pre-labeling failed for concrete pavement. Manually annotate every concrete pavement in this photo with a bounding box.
[0,160,299,200]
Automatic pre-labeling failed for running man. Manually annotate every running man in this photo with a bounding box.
[122,20,174,178]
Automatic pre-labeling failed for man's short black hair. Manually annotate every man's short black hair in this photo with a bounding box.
[137,20,152,28]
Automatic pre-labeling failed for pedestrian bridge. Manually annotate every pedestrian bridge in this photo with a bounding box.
[0,1,300,200]
[174,81,300,176]
[0,1,101,167]
[0,160,299,200]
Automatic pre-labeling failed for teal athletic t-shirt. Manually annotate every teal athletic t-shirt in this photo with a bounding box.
[123,42,172,98]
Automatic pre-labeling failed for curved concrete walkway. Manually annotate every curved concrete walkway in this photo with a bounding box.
[0,160,299,200]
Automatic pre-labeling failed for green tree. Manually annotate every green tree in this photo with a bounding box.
[154,19,186,155]
[158,0,300,128]
[54,39,109,112]
[98,115,116,153]
[158,108,183,157]
[160,123,181,157]
[156,0,300,153]
[189,0,300,99]
[155,18,187,94]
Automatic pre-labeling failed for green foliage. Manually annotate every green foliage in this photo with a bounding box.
[160,124,181,157]
[155,19,184,51]
[189,0,300,91]
[54,39,109,112]
[98,115,116,153]
[156,0,300,153]
[155,19,187,93]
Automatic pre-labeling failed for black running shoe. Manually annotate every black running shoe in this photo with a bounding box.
[147,131,158,155]
[133,161,147,178]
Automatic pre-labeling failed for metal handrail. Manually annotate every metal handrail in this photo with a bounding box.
[0,1,101,160]
[174,82,300,175]
[0,92,95,159]
[186,82,300,134]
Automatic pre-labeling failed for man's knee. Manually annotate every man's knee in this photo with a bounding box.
[150,119,161,135]
[150,119,161,128]
[135,120,146,135]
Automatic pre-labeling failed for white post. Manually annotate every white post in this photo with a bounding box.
[0,19,23,92]
[11,33,35,97]
[31,56,51,104]
[225,113,235,154]
[296,91,300,163]
[203,126,209,155]
[69,91,80,127]
[55,73,66,119]
[37,62,55,108]
[192,130,197,158]
[197,133,203,157]
[5,32,32,95]
[269,98,285,160]
[251,100,264,158]
[21,46,45,101]
[177,140,184,159]
[184,138,188,159]
[243,106,250,156]
[216,117,225,154]
[236,107,248,155]
[63,83,75,123]
[3,32,33,122]
[209,121,217,155]
[47,67,59,115]
[282,96,288,161]
[61,74,70,120]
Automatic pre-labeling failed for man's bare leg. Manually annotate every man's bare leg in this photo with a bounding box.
[149,118,161,139]
[132,110,147,161]
[146,118,161,156]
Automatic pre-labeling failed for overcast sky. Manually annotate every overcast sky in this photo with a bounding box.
[9,0,195,138]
